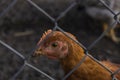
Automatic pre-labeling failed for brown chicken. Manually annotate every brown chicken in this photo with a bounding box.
[33,29,120,80]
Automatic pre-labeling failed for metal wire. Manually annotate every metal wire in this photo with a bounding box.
[0,0,18,18]
[0,0,120,80]
[0,40,25,59]
[10,64,26,80]
[25,61,55,80]
[56,1,77,21]
[26,0,55,22]
[62,55,88,80]
[88,21,118,50]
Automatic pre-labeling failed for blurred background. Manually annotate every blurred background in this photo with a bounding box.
[0,0,120,80]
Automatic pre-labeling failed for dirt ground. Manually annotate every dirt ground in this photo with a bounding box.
[0,6,120,80]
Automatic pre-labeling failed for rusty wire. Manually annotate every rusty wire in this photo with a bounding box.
[0,0,120,80]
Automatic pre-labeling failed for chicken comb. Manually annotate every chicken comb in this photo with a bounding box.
[37,29,52,46]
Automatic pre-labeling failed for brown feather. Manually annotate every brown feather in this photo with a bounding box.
[34,30,120,80]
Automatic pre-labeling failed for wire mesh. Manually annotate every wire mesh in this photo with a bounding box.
[0,0,120,80]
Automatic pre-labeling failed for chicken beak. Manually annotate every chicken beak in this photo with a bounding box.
[32,48,44,57]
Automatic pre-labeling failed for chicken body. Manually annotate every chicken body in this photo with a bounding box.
[33,30,120,80]
[79,0,120,43]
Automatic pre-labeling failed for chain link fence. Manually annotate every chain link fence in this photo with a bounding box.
[0,0,120,80]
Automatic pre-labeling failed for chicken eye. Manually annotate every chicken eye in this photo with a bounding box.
[51,42,58,47]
